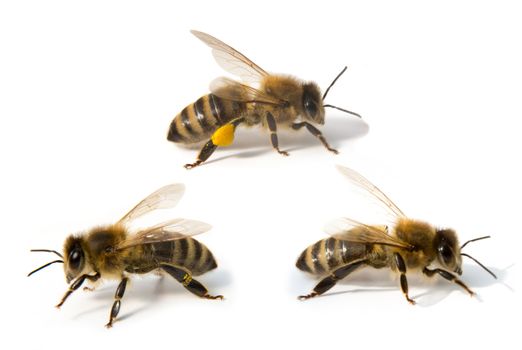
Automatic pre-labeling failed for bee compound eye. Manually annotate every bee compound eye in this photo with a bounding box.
[305,99,318,117]
[438,243,453,265]
[68,248,83,271]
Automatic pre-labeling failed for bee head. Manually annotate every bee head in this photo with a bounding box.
[434,229,462,274]
[63,235,88,283]
[302,82,325,124]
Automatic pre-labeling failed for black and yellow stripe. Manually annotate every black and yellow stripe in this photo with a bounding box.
[295,238,368,276]
[167,93,245,144]
[131,238,217,277]
[171,238,217,276]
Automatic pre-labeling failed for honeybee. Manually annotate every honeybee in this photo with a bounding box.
[28,184,223,328]
[167,30,362,169]
[296,166,496,303]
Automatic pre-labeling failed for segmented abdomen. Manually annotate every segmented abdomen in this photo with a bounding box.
[295,238,368,276]
[126,237,218,276]
[167,93,244,144]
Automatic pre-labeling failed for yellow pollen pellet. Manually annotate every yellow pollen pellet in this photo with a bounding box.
[211,124,235,146]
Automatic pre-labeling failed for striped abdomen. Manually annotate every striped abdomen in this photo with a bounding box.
[167,93,245,144]
[126,237,217,276]
[296,238,368,276]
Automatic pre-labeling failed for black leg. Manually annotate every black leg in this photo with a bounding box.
[105,277,129,328]
[161,264,223,300]
[423,267,474,296]
[56,273,100,308]
[184,118,244,169]
[394,253,415,304]
[184,140,218,169]
[292,122,338,154]
[266,112,289,156]
[298,259,367,300]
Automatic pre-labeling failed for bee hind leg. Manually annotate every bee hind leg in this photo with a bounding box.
[184,140,218,169]
[422,267,475,296]
[105,277,128,328]
[160,264,223,300]
[298,259,367,300]
[291,122,338,154]
[184,118,244,169]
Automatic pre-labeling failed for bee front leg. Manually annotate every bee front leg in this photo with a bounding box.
[422,267,474,296]
[160,264,223,300]
[105,277,129,328]
[56,273,100,308]
[291,122,338,154]
[266,112,289,156]
[394,253,415,305]
[298,259,367,300]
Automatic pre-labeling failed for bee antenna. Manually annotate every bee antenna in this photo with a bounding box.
[322,66,347,101]
[460,253,497,279]
[460,235,491,250]
[27,260,64,277]
[323,104,362,118]
[30,249,63,259]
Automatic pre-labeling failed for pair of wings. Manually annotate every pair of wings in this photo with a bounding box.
[191,30,288,107]
[324,166,414,250]
[114,184,211,251]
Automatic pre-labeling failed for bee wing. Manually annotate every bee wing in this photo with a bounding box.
[191,30,268,83]
[324,217,414,250]
[210,77,287,106]
[115,218,212,250]
[117,184,185,225]
[336,165,407,219]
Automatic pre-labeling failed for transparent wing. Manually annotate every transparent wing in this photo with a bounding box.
[210,77,287,106]
[191,30,268,83]
[336,165,406,219]
[324,217,413,250]
[115,218,212,250]
[118,184,185,225]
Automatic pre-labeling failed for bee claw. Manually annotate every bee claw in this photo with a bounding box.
[298,292,317,300]
[204,294,224,300]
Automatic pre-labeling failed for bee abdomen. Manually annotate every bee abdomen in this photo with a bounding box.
[296,238,367,275]
[167,94,242,144]
[172,238,217,276]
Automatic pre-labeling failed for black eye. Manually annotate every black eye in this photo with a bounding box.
[68,248,83,271]
[304,99,318,117]
[438,243,453,265]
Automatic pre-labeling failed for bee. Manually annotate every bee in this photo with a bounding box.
[28,184,223,328]
[167,30,362,169]
[296,165,497,303]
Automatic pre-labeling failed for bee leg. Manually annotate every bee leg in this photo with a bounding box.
[56,272,100,308]
[160,264,224,300]
[184,140,218,169]
[423,267,475,296]
[105,277,128,328]
[291,122,338,154]
[185,118,245,169]
[266,112,289,156]
[298,259,367,300]
[394,253,415,305]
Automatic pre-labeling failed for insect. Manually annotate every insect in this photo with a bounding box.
[167,30,362,169]
[28,184,223,328]
[296,165,496,303]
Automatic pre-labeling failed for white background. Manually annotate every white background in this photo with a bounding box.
[1,0,521,349]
